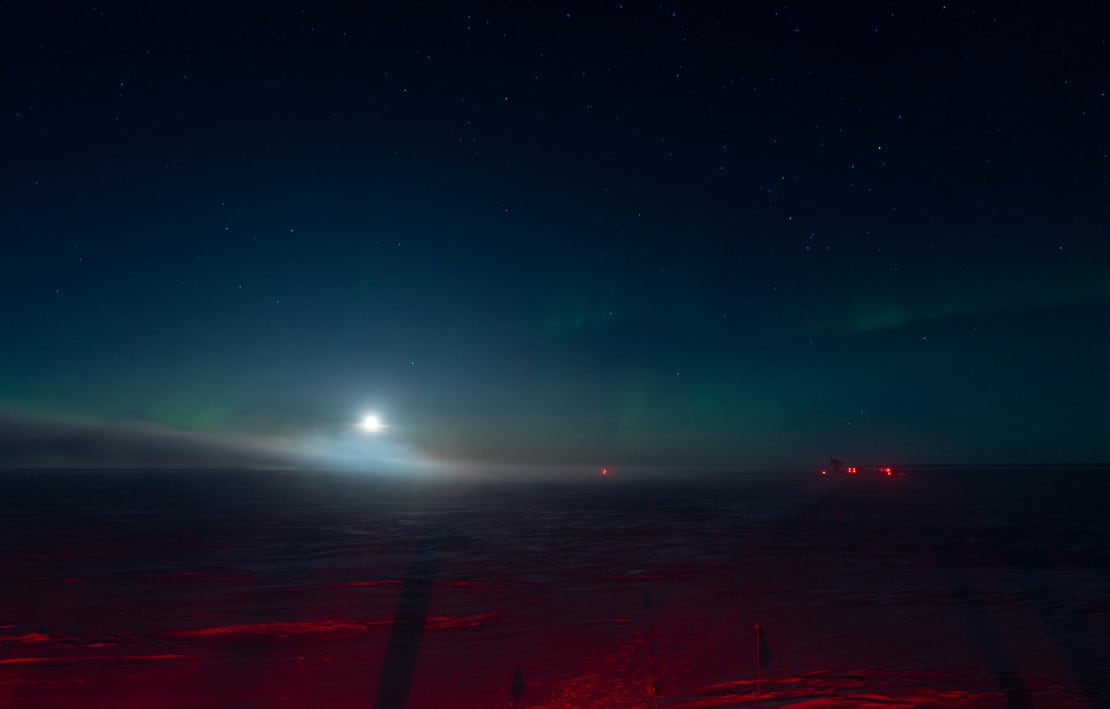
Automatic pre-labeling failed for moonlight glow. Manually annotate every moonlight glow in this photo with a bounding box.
[358,414,385,434]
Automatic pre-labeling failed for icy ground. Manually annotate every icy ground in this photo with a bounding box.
[2,467,1108,707]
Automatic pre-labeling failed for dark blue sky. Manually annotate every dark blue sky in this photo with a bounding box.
[2,2,1108,470]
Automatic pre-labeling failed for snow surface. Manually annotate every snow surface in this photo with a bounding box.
[1,467,1107,707]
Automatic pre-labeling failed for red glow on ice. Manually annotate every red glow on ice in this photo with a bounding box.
[169,613,499,639]
[171,619,391,638]
[0,632,51,644]
[0,653,194,666]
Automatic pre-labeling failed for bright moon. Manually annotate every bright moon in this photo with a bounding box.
[358,414,385,434]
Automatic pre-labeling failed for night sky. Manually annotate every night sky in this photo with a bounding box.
[2,2,1108,471]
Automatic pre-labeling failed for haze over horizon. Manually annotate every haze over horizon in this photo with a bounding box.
[1,408,1107,474]
[3,3,1108,472]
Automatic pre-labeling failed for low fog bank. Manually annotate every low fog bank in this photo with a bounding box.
[0,410,787,480]
[10,409,1098,482]
[0,410,298,469]
[0,410,456,477]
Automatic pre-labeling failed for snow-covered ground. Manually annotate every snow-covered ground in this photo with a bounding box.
[2,467,1108,707]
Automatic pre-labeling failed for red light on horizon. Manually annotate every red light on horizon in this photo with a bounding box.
[601,468,608,476]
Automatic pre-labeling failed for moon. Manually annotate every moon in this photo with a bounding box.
[358,414,385,434]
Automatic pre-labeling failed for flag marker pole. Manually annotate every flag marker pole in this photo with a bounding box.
[645,590,659,709]
[754,622,762,699]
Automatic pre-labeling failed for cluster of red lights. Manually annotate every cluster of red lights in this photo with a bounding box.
[820,465,897,477]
